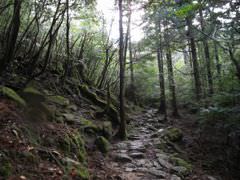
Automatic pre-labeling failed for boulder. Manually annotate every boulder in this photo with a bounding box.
[170,156,192,176]
[95,136,110,154]
[79,85,119,125]
[0,86,26,107]
[80,117,98,132]
[165,128,183,142]
[100,121,113,139]
[21,87,45,104]
[0,158,12,178]
[113,153,133,163]
[48,95,70,106]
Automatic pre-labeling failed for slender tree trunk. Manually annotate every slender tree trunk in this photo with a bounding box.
[64,0,70,78]
[156,20,167,118]
[186,17,202,100]
[229,47,240,81]
[164,22,179,117]
[0,0,22,75]
[199,8,213,95]
[127,0,136,103]
[123,1,131,67]
[118,0,127,140]
[214,43,221,77]
[128,28,136,103]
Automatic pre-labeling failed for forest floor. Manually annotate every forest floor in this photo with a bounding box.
[0,85,229,180]
[88,109,219,180]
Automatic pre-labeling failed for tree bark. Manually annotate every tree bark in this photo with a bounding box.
[199,8,213,95]
[118,0,127,140]
[0,0,22,74]
[214,43,221,77]
[186,17,202,100]
[64,0,71,78]
[156,20,167,118]
[164,22,179,117]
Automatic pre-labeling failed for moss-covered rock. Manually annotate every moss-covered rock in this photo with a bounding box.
[80,117,98,132]
[156,140,169,151]
[26,103,54,122]
[95,136,110,154]
[62,113,76,123]
[100,121,112,139]
[170,156,192,176]
[17,151,39,164]
[0,159,13,178]
[0,86,26,106]
[63,157,89,180]
[79,85,119,125]
[58,132,86,163]
[48,95,70,106]
[21,86,45,104]
[74,166,89,180]
[165,128,183,142]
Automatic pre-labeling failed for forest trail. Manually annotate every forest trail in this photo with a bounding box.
[89,109,215,180]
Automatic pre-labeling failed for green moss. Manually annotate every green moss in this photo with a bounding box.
[21,87,45,104]
[95,136,110,154]
[63,158,89,180]
[80,117,98,132]
[17,151,39,164]
[156,140,168,151]
[72,133,86,163]
[40,103,54,120]
[48,95,70,106]
[170,156,192,171]
[26,103,54,122]
[59,132,86,163]
[101,121,112,139]
[0,160,12,178]
[0,86,26,106]
[75,166,89,180]
[79,84,119,125]
[165,128,183,142]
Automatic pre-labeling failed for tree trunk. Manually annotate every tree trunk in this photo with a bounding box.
[128,27,136,103]
[186,17,202,100]
[156,20,167,118]
[229,47,240,81]
[64,0,70,78]
[164,22,179,117]
[199,8,213,95]
[118,0,127,140]
[0,0,22,74]
[214,43,221,77]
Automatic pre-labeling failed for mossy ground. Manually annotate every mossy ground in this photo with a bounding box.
[0,86,26,106]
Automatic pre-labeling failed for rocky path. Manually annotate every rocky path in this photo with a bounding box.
[90,109,205,180]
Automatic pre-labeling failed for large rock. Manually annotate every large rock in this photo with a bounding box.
[171,175,182,180]
[99,121,112,139]
[21,86,45,104]
[0,86,26,107]
[0,157,12,178]
[62,157,89,180]
[113,153,133,163]
[80,117,98,132]
[170,156,192,176]
[164,128,183,142]
[48,95,70,106]
[158,158,173,169]
[95,136,110,154]
[79,85,119,125]
[147,169,168,178]
[129,152,145,159]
